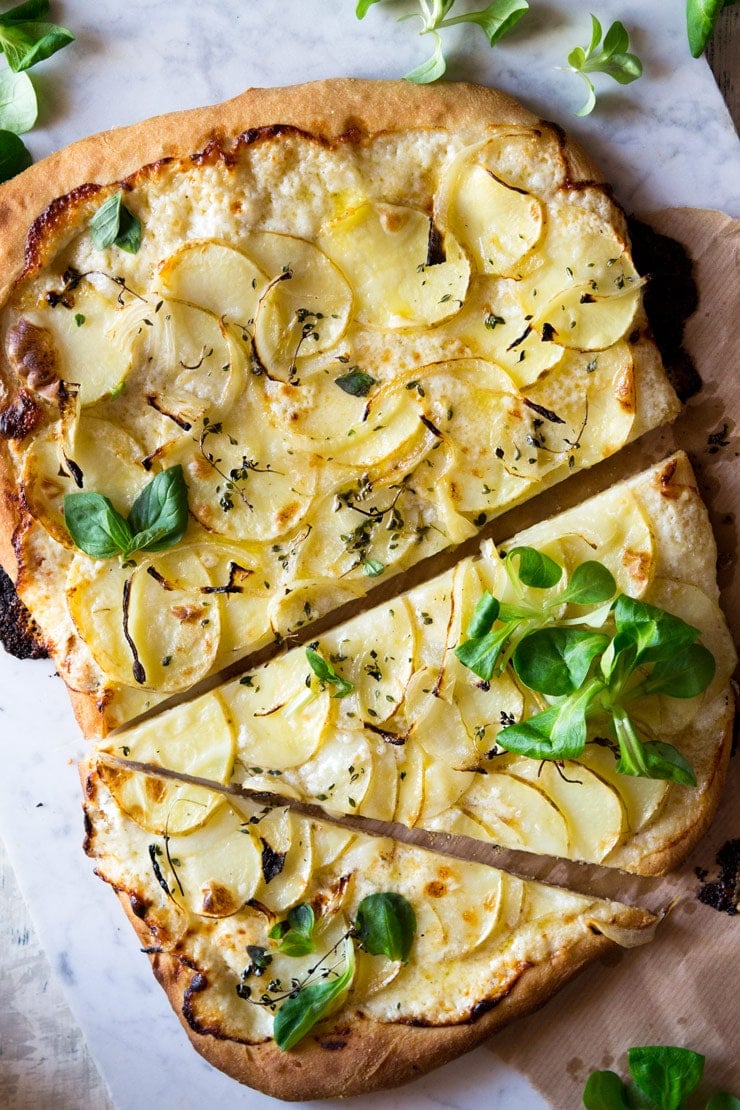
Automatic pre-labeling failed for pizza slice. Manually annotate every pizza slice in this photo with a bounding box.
[0,80,679,733]
[82,756,657,1099]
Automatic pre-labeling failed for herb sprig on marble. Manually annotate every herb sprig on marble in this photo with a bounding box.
[356,0,529,84]
[0,0,74,181]
[455,548,715,785]
[565,14,643,116]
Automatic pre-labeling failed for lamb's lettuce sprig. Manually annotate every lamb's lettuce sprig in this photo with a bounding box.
[455,549,715,786]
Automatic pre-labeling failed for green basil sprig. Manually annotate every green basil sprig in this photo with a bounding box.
[566,14,643,116]
[306,647,354,698]
[89,191,142,254]
[455,550,716,785]
[63,465,189,561]
[583,1043,738,1109]
[356,0,529,84]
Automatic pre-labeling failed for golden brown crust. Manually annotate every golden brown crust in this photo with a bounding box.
[113,883,653,1100]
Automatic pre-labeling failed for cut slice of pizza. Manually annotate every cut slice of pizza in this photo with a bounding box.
[82,753,658,1100]
[98,452,736,881]
[0,80,679,732]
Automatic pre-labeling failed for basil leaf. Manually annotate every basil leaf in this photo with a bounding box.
[627,1045,705,1110]
[0,68,36,133]
[127,465,189,554]
[559,561,616,606]
[446,0,529,47]
[273,939,355,1051]
[0,127,30,181]
[335,368,376,397]
[507,546,563,589]
[287,902,315,937]
[582,1069,631,1110]
[687,0,727,57]
[465,592,500,639]
[89,191,142,254]
[513,628,610,696]
[306,647,354,698]
[63,492,134,559]
[0,19,73,72]
[405,30,446,84]
[355,892,416,963]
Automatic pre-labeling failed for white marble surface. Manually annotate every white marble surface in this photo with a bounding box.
[1,2,738,1108]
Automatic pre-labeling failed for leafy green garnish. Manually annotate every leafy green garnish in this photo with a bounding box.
[356,0,529,84]
[63,466,189,560]
[306,647,354,698]
[89,191,142,254]
[273,938,355,1051]
[334,368,377,397]
[0,67,35,132]
[455,551,715,785]
[354,891,416,963]
[566,14,643,116]
[269,903,316,957]
[0,124,29,180]
[0,0,73,73]
[583,1044,737,1109]
[687,0,738,59]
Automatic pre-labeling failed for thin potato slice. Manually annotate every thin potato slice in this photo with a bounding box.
[157,239,267,323]
[580,743,668,838]
[251,810,313,913]
[462,772,570,855]
[319,198,469,329]
[98,693,235,835]
[163,804,263,919]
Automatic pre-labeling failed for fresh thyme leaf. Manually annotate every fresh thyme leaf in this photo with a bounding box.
[64,465,188,560]
[0,68,36,132]
[273,938,355,1051]
[567,14,642,116]
[355,892,416,963]
[89,191,142,254]
[334,368,377,397]
[0,126,30,181]
[627,1045,704,1110]
[306,647,354,698]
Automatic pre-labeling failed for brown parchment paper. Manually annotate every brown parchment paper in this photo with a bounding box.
[493,207,740,1107]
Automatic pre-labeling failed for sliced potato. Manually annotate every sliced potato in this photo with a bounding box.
[443,161,544,277]
[245,231,352,378]
[537,281,642,351]
[503,756,626,862]
[251,810,313,913]
[98,692,235,835]
[296,729,374,816]
[127,546,221,692]
[580,743,668,837]
[319,198,469,329]
[229,651,330,770]
[162,804,262,918]
[462,772,570,855]
[157,239,267,323]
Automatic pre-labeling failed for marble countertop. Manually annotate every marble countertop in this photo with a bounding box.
[1,3,738,1108]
